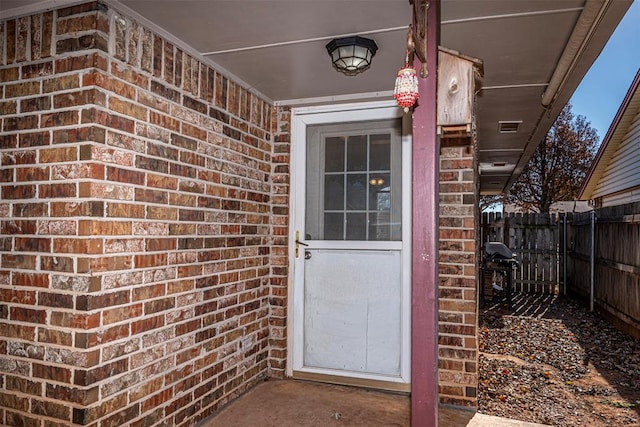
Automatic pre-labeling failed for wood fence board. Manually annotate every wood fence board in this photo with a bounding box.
[481,212,562,294]
[567,202,640,332]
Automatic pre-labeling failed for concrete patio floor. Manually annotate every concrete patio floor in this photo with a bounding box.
[200,379,549,427]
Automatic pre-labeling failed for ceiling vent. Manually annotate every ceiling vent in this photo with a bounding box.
[498,121,522,133]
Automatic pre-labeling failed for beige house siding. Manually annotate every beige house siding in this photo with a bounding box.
[592,110,640,207]
[580,69,640,206]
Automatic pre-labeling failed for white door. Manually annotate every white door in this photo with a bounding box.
[290,103,411,391]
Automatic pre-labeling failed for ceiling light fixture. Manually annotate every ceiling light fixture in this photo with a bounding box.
[325,36,378,76]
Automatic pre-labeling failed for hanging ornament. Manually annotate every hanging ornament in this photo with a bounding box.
[393,51,419,113]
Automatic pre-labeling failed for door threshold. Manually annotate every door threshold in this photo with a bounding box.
[292,370,411,393]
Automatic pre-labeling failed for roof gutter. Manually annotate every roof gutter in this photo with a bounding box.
[541,0,611,107]
[505,0,630,192]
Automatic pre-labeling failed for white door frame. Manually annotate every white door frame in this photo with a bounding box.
[286,100,412,387]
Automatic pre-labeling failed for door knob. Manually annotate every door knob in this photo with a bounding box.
[295,231,309,257]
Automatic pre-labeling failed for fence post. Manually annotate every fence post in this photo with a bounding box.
[590,210,596,312]
[563,213,567,296]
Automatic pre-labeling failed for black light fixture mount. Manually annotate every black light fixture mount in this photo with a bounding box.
[325,36,378,76]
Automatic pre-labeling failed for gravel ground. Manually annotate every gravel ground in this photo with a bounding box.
[479,295,640,426]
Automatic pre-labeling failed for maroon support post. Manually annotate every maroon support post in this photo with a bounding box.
[411,0,440,426]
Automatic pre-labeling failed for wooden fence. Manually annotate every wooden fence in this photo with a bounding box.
[568,202,640,336]
[482,205,640,336]
[481,212,567,294]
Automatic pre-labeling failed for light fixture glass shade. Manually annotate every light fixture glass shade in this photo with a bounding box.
[325,36,378,76]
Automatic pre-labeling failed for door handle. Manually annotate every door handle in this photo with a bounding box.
[295,231,309,257]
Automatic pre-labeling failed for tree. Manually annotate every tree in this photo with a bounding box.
[505,103,599,213]
[479,194,504,212]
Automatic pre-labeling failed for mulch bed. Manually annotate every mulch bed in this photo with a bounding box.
[478,294,640,426]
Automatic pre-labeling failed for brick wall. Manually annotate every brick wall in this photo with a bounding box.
[437,139,478,406]
[267,107,291,378]
[1,2,277,425]
[1,0,482,422]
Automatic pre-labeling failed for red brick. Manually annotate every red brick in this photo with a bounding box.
[113,56,149,85]
[81,108,134,133]
[0,66,19,82]
[75,325,129,350]
[50,200,103,217]
[106,166,145,185]
[39,183,77,198]
[103,304,143,325]
[33,363,71,384]
[15,166,49,182]
[75,359,128,386]
[57,14,100,35]
[50,311,100,329]
[39,148,76,166]
[46,384,99,405]
[56,33,108,55]
[10,307,47,323]
[42,74,79,93]
[0,289,36,304]
[131,314,164,335]
[149,111,180,131]
[20,96,51,112]
[1,253,37,270]
[133,284,166,302]
[107,202,145,218]
[55,52,108,73]
[54,127,105,146]
[109,97,148,120]
[5,81,40,98]
[37,327,72,346]
[5,376,42,397]
[76,290,129,311]
[15,237,50,253]
[53,88,106,108]
[78,220,132,236]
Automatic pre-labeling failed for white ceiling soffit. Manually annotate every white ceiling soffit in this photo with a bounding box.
[0,0,631,194]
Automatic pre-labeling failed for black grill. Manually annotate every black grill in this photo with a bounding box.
[481,242,517,309]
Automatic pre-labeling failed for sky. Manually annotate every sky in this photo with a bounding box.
[569,0,640,143]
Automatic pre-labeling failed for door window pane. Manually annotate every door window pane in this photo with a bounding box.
[346,174,367,210]
[306,120,401,241]
[347,135,367,171]
[368,173,391,210]
[325,137,345,172]
[370,135,391,171]
[369,213,390,241]
[346,213,366,240]
[324,175,344,210]
[324,213,344,240]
